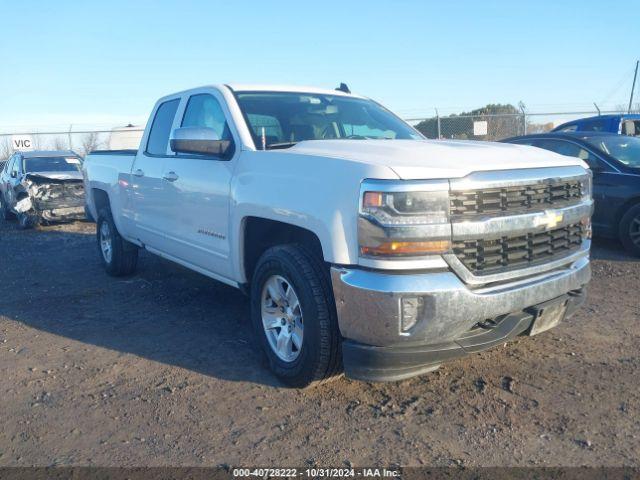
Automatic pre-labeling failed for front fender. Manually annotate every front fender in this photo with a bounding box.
[229,150,397,282]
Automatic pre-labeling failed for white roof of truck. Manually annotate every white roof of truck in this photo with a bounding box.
[225,84,364,98]
[158,84,366,104]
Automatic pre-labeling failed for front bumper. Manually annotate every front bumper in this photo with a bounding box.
[39,205,85,222]
[341,290,586,381]
[331,254,590,382]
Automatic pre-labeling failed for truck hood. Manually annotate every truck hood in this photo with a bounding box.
[25,171,83,182]
[287,139,587,179]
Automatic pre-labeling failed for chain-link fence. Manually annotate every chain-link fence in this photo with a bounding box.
[407,109,633,141]
[0,126,144,160]
[408,113,527,140]
[0,109,633,160]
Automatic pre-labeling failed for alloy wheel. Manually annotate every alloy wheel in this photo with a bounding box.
[261,275,304,362]
[100,221,113,263]
[630,214,640,247]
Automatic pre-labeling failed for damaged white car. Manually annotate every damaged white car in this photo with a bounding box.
[0,150,86,229]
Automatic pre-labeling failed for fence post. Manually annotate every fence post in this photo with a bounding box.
[518,103,527,136]
[68,124,73,151]
[436,109,441,139]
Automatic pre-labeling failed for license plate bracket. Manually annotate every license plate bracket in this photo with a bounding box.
[528,299,568,336]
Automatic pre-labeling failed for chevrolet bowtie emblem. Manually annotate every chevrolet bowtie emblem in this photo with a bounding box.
[535,210,564,229]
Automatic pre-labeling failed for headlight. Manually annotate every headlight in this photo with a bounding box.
[359,180,451,258]
[361,190,449,225]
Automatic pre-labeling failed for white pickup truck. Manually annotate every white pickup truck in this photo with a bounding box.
[83,84,593,386]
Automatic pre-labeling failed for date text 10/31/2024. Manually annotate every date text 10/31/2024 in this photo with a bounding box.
[232,468,401,478]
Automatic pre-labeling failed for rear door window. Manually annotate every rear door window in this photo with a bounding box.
[146,99,180,156]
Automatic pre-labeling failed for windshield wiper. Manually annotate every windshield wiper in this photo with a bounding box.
[266,142,298,150]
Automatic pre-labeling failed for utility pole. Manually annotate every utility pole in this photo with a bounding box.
[628,60,639,113]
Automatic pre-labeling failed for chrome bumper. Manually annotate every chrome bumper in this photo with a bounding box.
[331,252,590,347]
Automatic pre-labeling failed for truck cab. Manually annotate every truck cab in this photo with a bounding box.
[84,84,592,386]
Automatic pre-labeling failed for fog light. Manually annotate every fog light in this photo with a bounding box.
[401,297,423,332]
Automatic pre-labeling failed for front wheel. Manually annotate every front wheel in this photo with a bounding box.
[96,208,139,276]
[620,203,640,257]
[251,244,342,387]
[17,212,39,229]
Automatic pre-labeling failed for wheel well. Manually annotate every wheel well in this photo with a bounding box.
[92,188,110,213]
[243,217,325,283]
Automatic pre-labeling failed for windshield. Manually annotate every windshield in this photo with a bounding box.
[583,136,640,169]
[24,157,81,173]
[235,91,422,149]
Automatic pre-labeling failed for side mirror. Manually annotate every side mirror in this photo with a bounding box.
[170,127,233,158]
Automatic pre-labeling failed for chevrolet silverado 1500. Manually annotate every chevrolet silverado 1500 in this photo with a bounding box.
[83,84,593,386]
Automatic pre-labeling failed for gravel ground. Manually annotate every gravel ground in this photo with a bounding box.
[0,219,638,468]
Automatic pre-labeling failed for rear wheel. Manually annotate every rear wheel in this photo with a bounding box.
[96,207,139,276]
[619,203,640,257]
[251,244,342,387]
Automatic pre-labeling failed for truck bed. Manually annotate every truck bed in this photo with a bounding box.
[83,150,138,222]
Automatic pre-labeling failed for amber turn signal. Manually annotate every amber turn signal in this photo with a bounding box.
[363,191,384,208]
[361,240,451,256]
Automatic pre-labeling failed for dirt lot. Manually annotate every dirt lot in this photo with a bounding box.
[0,219,638,468]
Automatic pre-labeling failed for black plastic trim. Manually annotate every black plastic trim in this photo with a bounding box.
[89,150,138,156]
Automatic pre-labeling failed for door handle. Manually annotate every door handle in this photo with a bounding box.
[163,171,179,182]
[133,169,145,177]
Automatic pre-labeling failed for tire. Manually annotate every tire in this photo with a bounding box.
[96,207,139,276]
[250,244,342,387]
[619,203,640,257]
[0,195,14,221]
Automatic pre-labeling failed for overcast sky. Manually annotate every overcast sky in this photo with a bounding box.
[0,0,638,131]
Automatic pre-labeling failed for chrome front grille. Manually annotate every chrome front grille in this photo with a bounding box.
[450,179,583,218]
[452,222,584,275]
